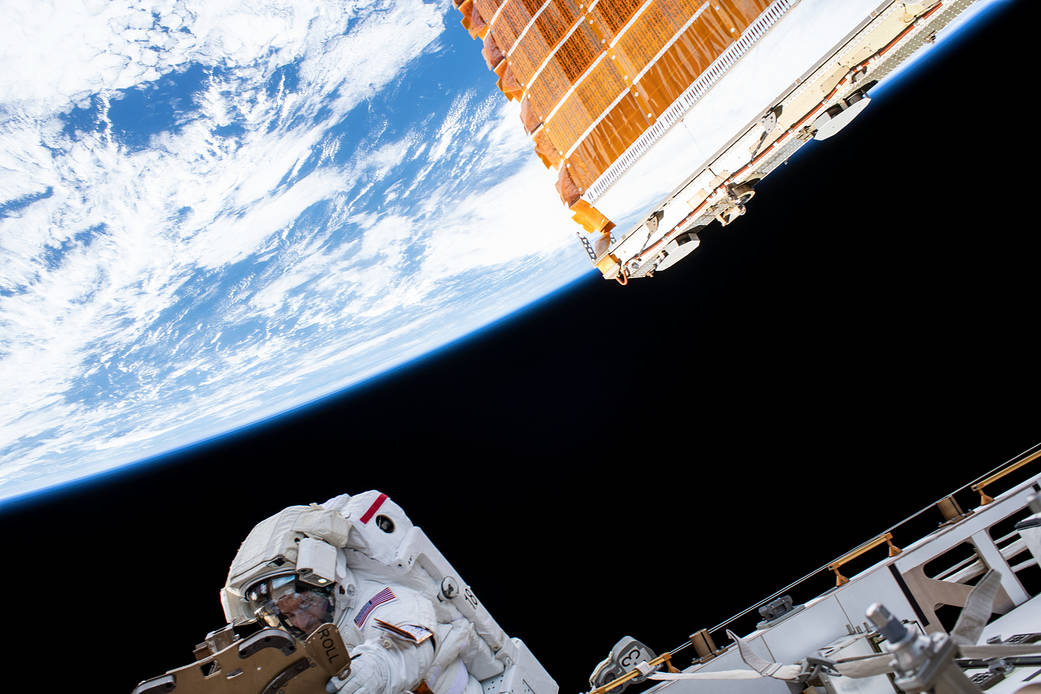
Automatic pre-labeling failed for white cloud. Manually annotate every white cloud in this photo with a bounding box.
[0,0,594,502]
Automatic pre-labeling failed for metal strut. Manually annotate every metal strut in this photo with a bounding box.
[577,231,597,262]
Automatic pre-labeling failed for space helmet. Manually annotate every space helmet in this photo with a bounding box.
[244,572,336,638]
[221,503,353,629]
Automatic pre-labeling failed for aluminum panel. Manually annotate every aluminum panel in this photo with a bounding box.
[760,594,852,664]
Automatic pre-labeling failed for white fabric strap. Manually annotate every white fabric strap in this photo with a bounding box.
[952,571,1003,647]
[727,630,802,681]
[833,655,895,679]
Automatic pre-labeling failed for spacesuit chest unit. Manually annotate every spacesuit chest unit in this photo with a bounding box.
[221,491,558,694]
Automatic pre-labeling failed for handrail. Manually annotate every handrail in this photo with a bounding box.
[827,532,901,587]
[705,441,1041,637]
[972,448,1041,505]
[581,441,1041,694]
[589,654,677,694]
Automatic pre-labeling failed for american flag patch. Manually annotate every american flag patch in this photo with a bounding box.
[354,587,396,628]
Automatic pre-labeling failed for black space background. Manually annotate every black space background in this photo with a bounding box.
[2,3,1038,692]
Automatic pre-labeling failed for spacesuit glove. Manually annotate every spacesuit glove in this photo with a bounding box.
[327,652,391,694]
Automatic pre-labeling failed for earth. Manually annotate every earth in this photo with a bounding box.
[0,0,1004,503]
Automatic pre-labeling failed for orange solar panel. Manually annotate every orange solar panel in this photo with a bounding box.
[457,0,774,234]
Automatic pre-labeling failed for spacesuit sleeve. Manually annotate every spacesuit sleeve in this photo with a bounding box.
[345,638,435,694]
[339,584,438,694]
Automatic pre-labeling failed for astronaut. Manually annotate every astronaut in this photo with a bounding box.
[219,491,556,694]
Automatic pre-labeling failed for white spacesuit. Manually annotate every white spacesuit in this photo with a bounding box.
[220,491,556,694]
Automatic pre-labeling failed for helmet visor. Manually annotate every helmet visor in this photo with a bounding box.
[246,574,334,637]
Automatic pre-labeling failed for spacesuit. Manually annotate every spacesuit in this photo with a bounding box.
[220,491,556,694]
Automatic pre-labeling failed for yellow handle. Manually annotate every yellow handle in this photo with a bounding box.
[828,532,901,586]
[971,449,1041,505]
[589,653,676,694]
